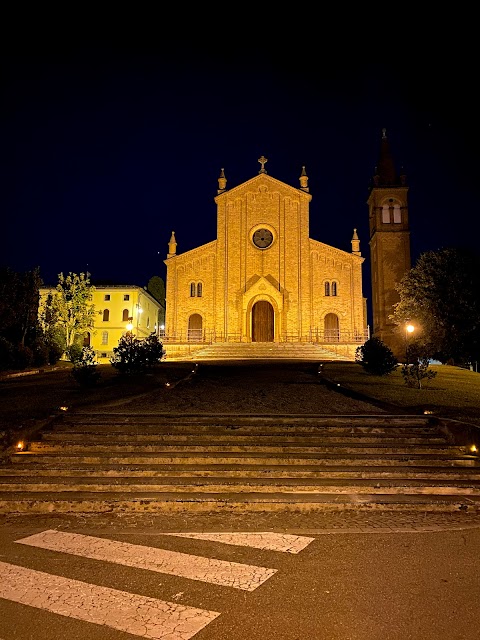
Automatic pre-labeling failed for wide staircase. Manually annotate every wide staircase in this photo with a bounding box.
[178,342,350,361]
[1,413,479,514]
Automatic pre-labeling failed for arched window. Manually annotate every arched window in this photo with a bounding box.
[122,309,129,321]
[101,331,108,345]
[324,282,330,296]
[83,332,91,346]
[382,204,391,223]
[197,282,203,297]
[331,282,337,296]
[103,309,110,321]
[190,282,196,297]
[393,204,402,223]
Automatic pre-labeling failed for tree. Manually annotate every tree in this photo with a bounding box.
[0,266,45,369]
[392,247,480,365]
[0,266,42,346]
[147,275,166,328]
[355,337,398,376]
[401,341,437,389]
[147,275,165,305]
[38,292,66,363]
[46,272,96,349]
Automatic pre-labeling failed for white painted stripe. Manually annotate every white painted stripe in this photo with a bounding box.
[163,532,315,554]
[16,530,277,591]
[0,561,219,639]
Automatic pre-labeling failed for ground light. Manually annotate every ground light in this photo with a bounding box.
[16,441,25,451]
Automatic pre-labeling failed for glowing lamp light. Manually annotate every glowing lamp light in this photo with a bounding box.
[59,406,68,412]
[470,445,478,454]
[16,441,25,451]
[165,382,171,387]
[406,324,415,334]
[126,322,133,331]
[423,410,433,415]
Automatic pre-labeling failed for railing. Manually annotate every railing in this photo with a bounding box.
[161,329,369,345]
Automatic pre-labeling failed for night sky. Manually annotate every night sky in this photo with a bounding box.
[3,35,479,326]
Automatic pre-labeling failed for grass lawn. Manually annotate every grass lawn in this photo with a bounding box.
[322,362,480,428]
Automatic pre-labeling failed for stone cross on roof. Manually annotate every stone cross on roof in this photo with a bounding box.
[258,155,268,173]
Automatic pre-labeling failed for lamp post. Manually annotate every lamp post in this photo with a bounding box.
[405,323,415,364]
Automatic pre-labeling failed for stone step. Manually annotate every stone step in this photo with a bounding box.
[38,434,451,446]
[1,492,479,514]
[9,452,477,466]
[3,466,480,480]
[3,412,478,514]
[58,414,440,427]
[1,477,479,494]
[27,443,463,455]
[188,343,346,361]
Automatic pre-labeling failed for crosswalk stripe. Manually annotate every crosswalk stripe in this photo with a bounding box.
[16,530,277,591]
[163,532,315,553]
[0,560,219,639]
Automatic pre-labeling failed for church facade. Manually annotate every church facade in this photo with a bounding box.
[164,157,368,359]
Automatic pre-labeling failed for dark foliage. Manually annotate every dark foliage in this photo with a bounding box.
[71,346,101,387]
[355,337,398,376]
[401,342,437,389]
[110,332,165,375]
[393,247,480,366]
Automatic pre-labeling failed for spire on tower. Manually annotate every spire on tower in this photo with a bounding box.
[299,166,309,192]
[351,228,361,256]
[217,168,227,194]
[167,231,177,258]
[371,128,407,188]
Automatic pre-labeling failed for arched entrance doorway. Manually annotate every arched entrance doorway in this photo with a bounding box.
[252,301,274,342]
[188,314,203,342]
[324,313,340,342]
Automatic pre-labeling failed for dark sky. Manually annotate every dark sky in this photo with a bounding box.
[3,35,479,326]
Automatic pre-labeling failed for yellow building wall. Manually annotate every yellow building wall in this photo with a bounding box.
[39,285,162,362]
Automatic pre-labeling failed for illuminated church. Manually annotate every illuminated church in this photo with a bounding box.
[164,156,369,359]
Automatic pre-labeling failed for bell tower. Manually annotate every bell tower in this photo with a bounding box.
[368,129,411,359]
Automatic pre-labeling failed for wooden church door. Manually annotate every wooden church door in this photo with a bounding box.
[252,301,274,342]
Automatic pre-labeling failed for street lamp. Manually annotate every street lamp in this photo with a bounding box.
[126,317,134,334]
[405,323,415,364]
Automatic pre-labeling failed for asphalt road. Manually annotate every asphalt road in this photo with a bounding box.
[0,512,479,640]
[1,362,479,639]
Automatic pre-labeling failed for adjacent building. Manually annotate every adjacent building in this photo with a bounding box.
[39,284,162,362]
[368,129,411,359]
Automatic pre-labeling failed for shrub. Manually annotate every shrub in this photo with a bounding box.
[355,337,398,376]
[111,332,164,375]
[12,344,34,370]
[31,338,49,367]
[67,343,83,364]
[401,343,437,389]
[71,346,101,387]
[0,338,14,371]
